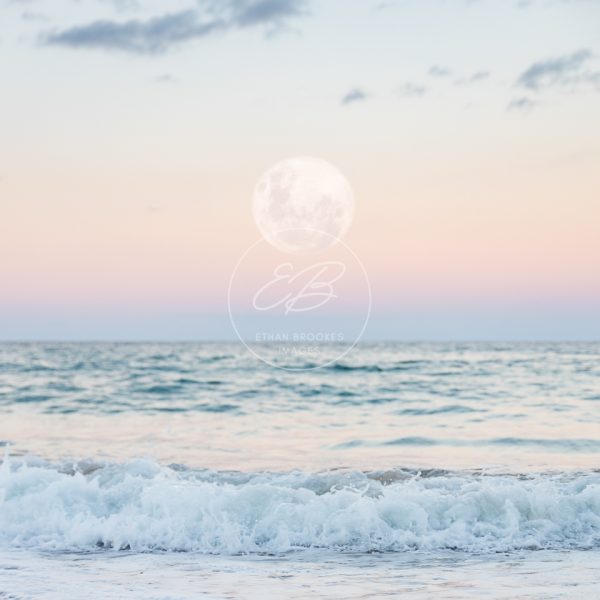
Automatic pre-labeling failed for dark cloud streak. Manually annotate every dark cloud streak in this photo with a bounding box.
[233,0,306,27]
[341,87,368,105]
[44,10,222,54]
[43,0,308,54]
[507,96,537,112]
[516,49,596,90]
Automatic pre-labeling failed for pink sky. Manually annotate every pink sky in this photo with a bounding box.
[1,0,599,338]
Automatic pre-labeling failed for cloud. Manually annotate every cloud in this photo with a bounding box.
[155,73,176,83]
[42,0,308,54]
[21,11,48,22]
[507,96,537,112]
[45,10,220,54]
[516,0,593,7]
[516,49,597,91]
[374,1,399,10]
[341,87,368,105]
[467,70,490,82]
[454,70,490,85]
[96,0,140,11]
[43,10,222,53]
[396,82,426,97]
[233,0,306,27]
[428,65,451,78]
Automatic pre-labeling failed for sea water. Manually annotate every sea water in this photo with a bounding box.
[0,342,598,598]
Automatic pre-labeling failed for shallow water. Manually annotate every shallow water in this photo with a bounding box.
[0,342,599,598]
[2,548,599,599]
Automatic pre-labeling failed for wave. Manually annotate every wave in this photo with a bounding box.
[1,458,599,555]
[328,361,428,373]
[381,437,600,451]
[395,404,481,416]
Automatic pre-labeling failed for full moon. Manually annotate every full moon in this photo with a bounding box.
[252,157,354,254]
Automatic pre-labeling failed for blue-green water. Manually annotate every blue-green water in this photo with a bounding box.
[0,342,599,598]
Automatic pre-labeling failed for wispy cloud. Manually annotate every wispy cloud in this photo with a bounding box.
[516,0,593,8]
[428,65,451,78]
[234,0,306,27]
[43,10,219,54]
[96,0,140,11]
[341,87,368,105]
[507,96,537,112]
[155,73,176,84]
[42,0,308,54]
[396,82,426,97]
[21,10,48,22]
[516,49,598,91]
[373,1,399,11]
[454,70,490,85]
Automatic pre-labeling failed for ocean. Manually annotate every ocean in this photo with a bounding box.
[0,342,599,598]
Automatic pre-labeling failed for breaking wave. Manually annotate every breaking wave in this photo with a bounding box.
[1,457,599,555]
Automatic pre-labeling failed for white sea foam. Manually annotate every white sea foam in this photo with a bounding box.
[0,457,599,555]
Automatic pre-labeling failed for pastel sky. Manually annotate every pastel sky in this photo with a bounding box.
[1,0,599,340]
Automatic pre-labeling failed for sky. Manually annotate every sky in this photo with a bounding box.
[1,0,599,340]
